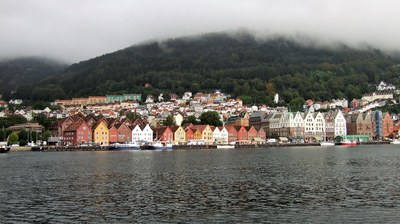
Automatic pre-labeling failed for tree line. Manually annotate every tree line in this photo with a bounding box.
[3,32,400,109]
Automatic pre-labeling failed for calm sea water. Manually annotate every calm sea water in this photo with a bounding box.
[1,145,400,223]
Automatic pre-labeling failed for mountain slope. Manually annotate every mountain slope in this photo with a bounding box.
[15,32,400,105]
[0,57,66,100]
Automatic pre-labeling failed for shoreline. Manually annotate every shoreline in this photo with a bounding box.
[13,141,391,152]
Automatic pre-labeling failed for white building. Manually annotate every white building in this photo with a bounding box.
[304,112,325,140]
[361,92,393,103]
[377,81,396,91]
[334,110,347,137]
[213,126,228,144]
[131,124,154,143]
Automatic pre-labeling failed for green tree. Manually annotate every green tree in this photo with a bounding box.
[42,130,52,142]
[288,97,305,112]
[182,115,199,125]
[19,129,28,141]
[0,129,5,141]
[126,112,141,121]
[163,115,176,126]
[199,111,222,126]
[33,114,56,130]
[8,132,18,145]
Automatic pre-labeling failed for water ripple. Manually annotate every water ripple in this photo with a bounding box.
[1,146,400,222]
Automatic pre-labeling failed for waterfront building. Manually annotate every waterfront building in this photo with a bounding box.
[235,126,248,144]
[92,120,109,146]
[226,126,238,144]
[153,126,173,143]
[362,112,374,138]
[303,111,325,142]
[185,127,195,141]
[382,112,394,138]
[256,127,267,142]
[212,126,220,144]
[333,110,347,137]
[246,126,258,143]
[346,114,359,135]
[63,121,92,146]
[370,111,382,140]
[49,117,74,137]
[189,125,214,144]
[141,124,154,143]
[116,122,132,143]
[109,125,118,143]
[171,126,186,144]
[213,126,228,144]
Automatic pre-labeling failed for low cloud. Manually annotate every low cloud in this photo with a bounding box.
[1,0,399,63]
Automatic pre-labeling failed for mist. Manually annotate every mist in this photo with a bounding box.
[1,0,399,63]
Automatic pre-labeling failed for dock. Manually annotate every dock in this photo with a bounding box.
[31,146,110,152]
[28,141,392,152]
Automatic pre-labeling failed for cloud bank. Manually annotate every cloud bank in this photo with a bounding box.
[1,0,399,63]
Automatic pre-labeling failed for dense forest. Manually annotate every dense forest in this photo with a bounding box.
[0,57,66,100]
[2,32,400,108]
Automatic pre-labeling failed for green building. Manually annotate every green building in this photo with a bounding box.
[335,135,370,143]
[106,94,141,103]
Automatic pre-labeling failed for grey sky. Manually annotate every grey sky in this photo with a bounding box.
[1,0,399,63]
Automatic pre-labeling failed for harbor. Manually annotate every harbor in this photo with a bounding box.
[23,140,393,152]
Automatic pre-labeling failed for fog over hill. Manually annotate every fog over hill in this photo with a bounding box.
[1,0,400,63]
[2,32,398,110]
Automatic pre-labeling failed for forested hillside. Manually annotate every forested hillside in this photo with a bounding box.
[0,57,66,100]
[6,32,400,107]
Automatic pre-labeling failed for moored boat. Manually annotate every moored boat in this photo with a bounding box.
[319,141,335,146]
[390,139,400,144]
[141,142,173,150]
[0,142,11,153]
[110,142,140,150]
[340,139,358,146]
[217,144,235,149]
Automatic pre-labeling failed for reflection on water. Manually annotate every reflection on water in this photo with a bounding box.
[2,145,400,222]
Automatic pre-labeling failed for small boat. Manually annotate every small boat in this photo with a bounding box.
[217,144,235,149]
[319,141,335,146]
[390,139,400,144]
[141,142,173,150]
[110,142,140,150]
[340,139,358,146]
[0,143,11,153]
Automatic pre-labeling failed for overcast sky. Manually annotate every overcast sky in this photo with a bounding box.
[1,0,399,63]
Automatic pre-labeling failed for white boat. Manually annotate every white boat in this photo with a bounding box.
[141,142,173,150]
[217,144,235,149]
[320,141,335,146]
[390,139,400,144]
[110,142,140,150]
[0,141,11,153]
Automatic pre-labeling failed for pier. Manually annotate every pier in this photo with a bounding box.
[31,146,110,152]
[28,141,392,152]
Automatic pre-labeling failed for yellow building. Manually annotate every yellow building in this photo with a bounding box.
[171,126,186,144]
[93,120,109,146]
[191,125,214,144]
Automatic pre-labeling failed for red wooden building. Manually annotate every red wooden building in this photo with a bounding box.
[153,126,173,143]
[63,121,92,146]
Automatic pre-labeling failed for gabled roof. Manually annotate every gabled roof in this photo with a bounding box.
[190,125,209,132]
[64,121,89,132]
[92,120,108,130]
[233,126,246,132]
[170,126,183,132]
